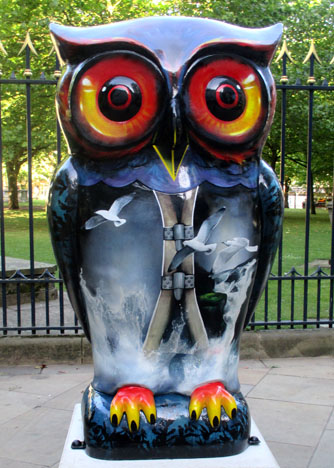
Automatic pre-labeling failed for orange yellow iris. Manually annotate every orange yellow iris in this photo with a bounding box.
[72,54,161,148]
[187,58,263,144]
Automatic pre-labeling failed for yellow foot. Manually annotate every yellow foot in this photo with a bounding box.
[110,385,156,432]
[189,381,237,428]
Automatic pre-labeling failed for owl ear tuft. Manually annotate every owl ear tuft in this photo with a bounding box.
[256,23,284,65]
[50,23,73,66]
[49,22,114,65]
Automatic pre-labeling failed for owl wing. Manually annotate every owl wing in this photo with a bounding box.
[196,207,226,243]
[243,160,284,327]
[85,214,107,230]
[109,192,136,216]
[47,158,91,340]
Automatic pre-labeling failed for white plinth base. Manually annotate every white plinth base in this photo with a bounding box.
[59,404,280,468]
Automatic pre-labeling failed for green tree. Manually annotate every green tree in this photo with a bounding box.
[0,0,333,208]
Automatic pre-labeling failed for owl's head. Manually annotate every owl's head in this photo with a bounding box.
[50,17,282,180]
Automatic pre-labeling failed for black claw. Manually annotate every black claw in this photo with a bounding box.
[248,436,261,446]
[130,420,138,432]
[191,410,197,421]
[231,408,237,419]
[150,414,156,424]
[71,439,86,450]
[213,416,220,428]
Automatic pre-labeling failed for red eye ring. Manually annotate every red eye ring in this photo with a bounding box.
[70,51,167,156]
[107,85,132,110]
[216,84,239,109]
[183,55,267,147]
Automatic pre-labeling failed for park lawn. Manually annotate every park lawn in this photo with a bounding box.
[3,203,56,265]
[253,208,333,325]
[2,205,333,324]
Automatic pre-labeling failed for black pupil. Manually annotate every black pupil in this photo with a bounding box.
[220,87,236,105]
[205,76,245,122]
[110,87,129,106]
[98,76,142,122]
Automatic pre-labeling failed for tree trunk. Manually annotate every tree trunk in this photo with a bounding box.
[284,177,291,209]
[269,146,280,173]
[6,161,21,210]
[310,171,316,215]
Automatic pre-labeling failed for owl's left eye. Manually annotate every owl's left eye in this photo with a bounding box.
[69,52,166,158]
[182,55,268,154]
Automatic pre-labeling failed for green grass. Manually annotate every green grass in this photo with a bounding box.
[275,208,332,274]
[2,204,333,324]
[3,201,56,264]
[256,208,333,325]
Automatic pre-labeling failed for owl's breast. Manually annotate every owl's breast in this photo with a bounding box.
[78,183,163,337]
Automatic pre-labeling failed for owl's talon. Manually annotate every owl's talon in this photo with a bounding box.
[110,385,156,432]
[189,381,237,428]
[213,416,220,428]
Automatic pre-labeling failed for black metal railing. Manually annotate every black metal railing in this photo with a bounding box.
[0,35,333,334]
[250,41,334,329]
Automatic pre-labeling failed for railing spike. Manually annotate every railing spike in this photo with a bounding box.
[0,40,7,56]
[10,71,16,79]
[303,39,321,65]
[322,78,329,87]
[18,32,38,56]
[275,39,294,63]
[48,45,56,57]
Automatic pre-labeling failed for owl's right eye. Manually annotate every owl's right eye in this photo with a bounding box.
[182,54,268,160]
[69,52,166,158]
[205,77,245,122]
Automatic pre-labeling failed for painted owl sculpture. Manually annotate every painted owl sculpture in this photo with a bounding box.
[48,17,283,460]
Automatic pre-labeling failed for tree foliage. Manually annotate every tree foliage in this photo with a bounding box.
[0,0,333,208]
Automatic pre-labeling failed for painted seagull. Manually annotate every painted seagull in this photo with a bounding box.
[211,237,258,279]
[85,193,136,230]
[168,207,226,272]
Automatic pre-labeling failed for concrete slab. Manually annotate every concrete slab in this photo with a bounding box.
[238,367,269,386]
[263,356,334,380]
[0,388,50,425]
[0,457,49,468]
[0,406,72,467]
[0,257,57,277]
[44,380,90,411]
[239,359,268,369]
[308,430,334,468]
[59,405,280,468]
[0,368,92,396]
[327,409,334,430]
[240,384,254,396]
[248,373,334,406]
[266,442,313,468]
[247,398,330,447]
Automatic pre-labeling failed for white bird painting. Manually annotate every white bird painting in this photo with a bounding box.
[168,207,225,272]
[85,193,136,230]
[212,237,258,279]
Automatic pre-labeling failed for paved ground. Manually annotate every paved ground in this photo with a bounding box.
[0,356,333,468]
